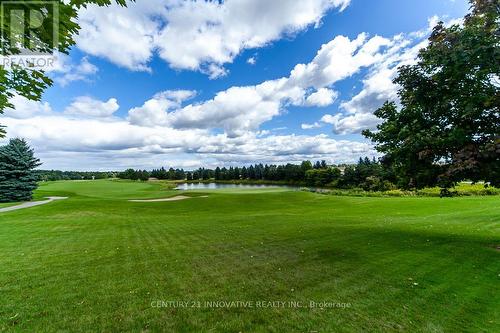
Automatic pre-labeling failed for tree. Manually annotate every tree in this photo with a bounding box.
[138,170,150,181]
[0,0,130,137]
[363,0,500,189]
[241,166,248,179]
[0,138,41,202]
[305,168,341,187]
[214,167,221,180]
[300,160,313,174]
[118,168,136,180]
[248,165,256,179]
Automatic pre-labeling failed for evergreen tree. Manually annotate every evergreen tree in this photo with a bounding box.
[241,166,248,179]
[248,165,256,179]
[0,138,41,202]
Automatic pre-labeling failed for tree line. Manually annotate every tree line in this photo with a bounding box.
[117,158,395,191]
[118,168,187,181]
[36,170,115,181]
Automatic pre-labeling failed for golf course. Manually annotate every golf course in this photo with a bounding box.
[1,180,498,332]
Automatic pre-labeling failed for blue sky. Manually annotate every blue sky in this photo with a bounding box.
[2,0,469,170]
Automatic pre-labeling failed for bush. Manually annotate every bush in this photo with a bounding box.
[306,182,499,198]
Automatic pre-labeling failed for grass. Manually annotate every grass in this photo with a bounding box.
[0,180,499,332]
[0,202,20,209]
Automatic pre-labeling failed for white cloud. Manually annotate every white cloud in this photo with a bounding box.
[320,113,380,135]
[305,21,438,135]
[205,63,229,80]
[327,39,428,134]
[3,95,52,119]
[247,57,256,65]
[289,34,393,88]
[164,82,292,136]
[53,56,99,86]
[305,88,338,107]
[127,33,397,136]
[76,0,351,76]
[76,1,162,71]
[64,97,120,118]
[128,76,308,137]
[161,90,197,102]
[1,114,376,170]
[301,122,323,130]
[128,90,196,127]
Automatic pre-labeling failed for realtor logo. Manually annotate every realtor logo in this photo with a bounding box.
[1,1,58,69]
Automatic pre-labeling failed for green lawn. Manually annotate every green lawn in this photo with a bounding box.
[0,203,19,209]
[1,180,499,332]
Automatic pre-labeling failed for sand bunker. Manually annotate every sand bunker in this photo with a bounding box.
[129,195,208,202]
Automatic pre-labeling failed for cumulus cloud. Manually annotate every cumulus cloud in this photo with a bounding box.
[289,34,393,88]
[319,113,380,135]
[305,88,338,107]
[127,33,396,136]
[76,0,162,71]
[325,39,428,134]
[304,22,437,135]
[321,16,465,135]
[128,90,197,127]
[56,57,98,86]
[76,0,351,76]
[64,97,120,118]
[50,55,99,86]
[3,95,52,119]
[164,81,300,136]
[1,114,376,170]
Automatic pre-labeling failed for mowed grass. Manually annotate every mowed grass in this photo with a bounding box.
[0,180,499,332]
[0,203,19,209]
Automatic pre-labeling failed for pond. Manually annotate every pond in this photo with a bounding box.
[175,183,300,191]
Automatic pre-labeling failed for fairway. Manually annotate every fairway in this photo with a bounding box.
[1,180,499,332]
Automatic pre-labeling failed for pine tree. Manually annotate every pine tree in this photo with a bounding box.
[0,139,41,202]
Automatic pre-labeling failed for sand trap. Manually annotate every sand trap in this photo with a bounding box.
[129,195,208,202]
[0,197,68,213]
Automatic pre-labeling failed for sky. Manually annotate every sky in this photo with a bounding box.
[1,0,469,171]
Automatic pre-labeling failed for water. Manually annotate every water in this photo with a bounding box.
[175,183,299,191]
